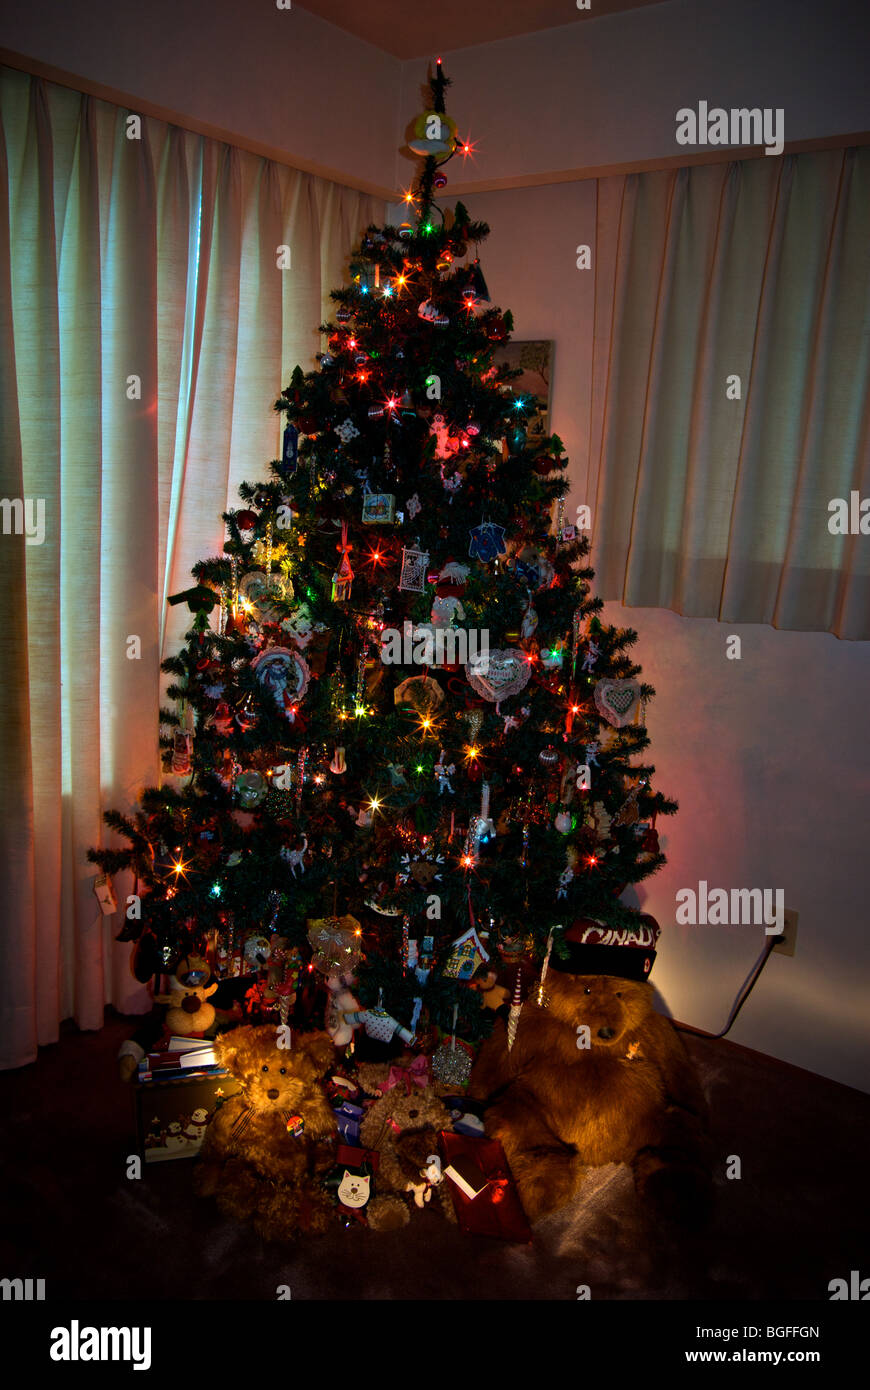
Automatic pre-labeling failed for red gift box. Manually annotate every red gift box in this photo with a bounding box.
[336,1143,379,1172]
[438,1132,532,1242]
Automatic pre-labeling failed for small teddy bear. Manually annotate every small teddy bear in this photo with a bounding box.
[194,1025,338,1241]
[153,954,219,1037]
[358,1077,456,1230]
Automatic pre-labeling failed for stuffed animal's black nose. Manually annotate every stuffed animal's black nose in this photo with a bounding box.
[267,1088,279,1100]
[182,995,200,1013]
[598,1027,615,1040]
[408,1108,419,1119]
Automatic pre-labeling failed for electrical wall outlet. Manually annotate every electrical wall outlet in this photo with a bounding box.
[772,908,798,956]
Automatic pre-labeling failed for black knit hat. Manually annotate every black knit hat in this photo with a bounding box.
[550,915,660,982]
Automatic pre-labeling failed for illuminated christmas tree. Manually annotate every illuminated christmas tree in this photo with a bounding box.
[90,63,675,1062]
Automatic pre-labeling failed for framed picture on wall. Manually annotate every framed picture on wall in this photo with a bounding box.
[493,340,554,443]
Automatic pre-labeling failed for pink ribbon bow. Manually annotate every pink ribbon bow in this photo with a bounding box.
[384,1055,429,1095]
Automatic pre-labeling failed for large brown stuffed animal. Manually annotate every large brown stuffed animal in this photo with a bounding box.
[193,1025,337,1240]
[469,919,712,1226]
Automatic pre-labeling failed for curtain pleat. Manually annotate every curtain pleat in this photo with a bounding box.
[58,94,104,1024]
[0,76,38,1069]
[0,66,385,1068]
[592,148,870,638]
[6,73,64,1056]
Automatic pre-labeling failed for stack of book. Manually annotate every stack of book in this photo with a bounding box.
[137,1036,219,1082]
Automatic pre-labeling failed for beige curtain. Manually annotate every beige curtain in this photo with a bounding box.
[0,66,383,1069]
[589,148,870,638]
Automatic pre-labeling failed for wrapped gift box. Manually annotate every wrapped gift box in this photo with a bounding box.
[438,1131,532,1242]
[336,1143,380,1171]
[134,1069,243,1163]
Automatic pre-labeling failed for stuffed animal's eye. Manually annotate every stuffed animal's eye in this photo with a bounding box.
[616,992,622,998]
[261,1064,269,1073]
[584,987,591,995]
[279,1067,287,1075]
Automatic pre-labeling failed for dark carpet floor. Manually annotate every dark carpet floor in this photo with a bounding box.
[1,1010,867,1301]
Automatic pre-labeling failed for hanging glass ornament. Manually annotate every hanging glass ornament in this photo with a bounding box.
[236,771,267,810]
[533,930,558,1010]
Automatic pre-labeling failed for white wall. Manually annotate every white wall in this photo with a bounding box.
[396,182,870,1093]
[419,0,869,188]
[607,604,870,1095]
[0,0,401,192]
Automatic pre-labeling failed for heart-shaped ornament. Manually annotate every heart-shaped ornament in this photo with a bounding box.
[594,678,641,728]
[466,648,531,705]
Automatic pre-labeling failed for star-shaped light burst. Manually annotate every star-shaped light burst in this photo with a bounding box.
[458,134,477,159]
[365,542,386,567]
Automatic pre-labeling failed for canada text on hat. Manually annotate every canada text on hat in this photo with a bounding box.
[550,916,660,981]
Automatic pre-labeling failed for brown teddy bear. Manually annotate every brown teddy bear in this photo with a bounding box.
[357,1072,457,1230]
[469,918,713,1226]
[193,1025,338,1240]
